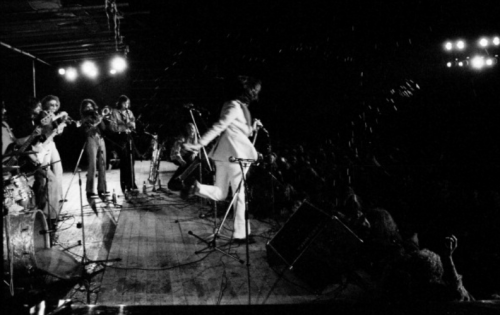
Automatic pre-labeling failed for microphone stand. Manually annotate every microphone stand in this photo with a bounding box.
[186,108,223,228]
[237,158,254,304]
[76,161,121,304]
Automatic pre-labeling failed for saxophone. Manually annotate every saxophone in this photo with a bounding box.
[147,134,163,184]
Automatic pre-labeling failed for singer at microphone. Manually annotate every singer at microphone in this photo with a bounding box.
[181,75,263,242]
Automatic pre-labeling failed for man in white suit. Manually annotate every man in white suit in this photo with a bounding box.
[183,76,263,242]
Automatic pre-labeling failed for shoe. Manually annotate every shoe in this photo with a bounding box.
[59,199,68,203]
[98,191,111,196]
[180,178,198,200]
[86,192,99,199]
[232,235,256,245]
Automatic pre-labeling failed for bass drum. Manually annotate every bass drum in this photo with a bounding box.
[3,210,50,279]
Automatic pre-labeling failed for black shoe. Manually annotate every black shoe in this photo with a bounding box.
[232,236,256,245]
[86,193,99,199]
[59,199,68,203]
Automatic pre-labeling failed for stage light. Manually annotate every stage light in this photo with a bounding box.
[65,67,78,81]
[110,69,117,75]
[456,40,466,50]
[445,42,453,51]
[493,37,500,46]
[58,68,66,75]
[485,57,497,66]
[81,61,98,78]
[458,61,464,67]
[446,61,453,67]
[471,56,485,69]
[479,38,489,47]
[111,56,127,72]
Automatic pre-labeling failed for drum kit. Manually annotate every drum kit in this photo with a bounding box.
[3,150,81,294]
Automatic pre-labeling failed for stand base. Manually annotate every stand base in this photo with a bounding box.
[188,231,244,264]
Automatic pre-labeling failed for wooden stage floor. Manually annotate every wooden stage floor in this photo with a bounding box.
[52,161,358,306]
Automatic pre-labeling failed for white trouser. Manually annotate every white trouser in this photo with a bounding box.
[41,141,63,217]
[196,161,251,239]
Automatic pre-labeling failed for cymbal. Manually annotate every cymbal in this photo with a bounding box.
[2,165,20,172]
[2,150,37,157]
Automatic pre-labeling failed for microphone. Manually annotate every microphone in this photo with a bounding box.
[229,156,259,163]
[183,103,209,115]
[259,126,269,134]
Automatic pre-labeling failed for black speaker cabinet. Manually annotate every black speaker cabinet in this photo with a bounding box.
[266,201,363,290]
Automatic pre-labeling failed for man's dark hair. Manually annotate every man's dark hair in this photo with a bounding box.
[80,99,99,117]
[233,75,261,104]
[116,95,130,109]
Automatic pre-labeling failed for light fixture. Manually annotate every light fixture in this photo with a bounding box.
[493,37,500,46]
[110,56,127,72]
[445,42,453,51]
[471,56,485,69]
[110,69,117,75]
[485,57,497,66]
[58,68,66,75]
[65,67,78,81]
[81,60,98,78]
[456,40,465,50]
[446,61,453,67]
[479,38,489,47]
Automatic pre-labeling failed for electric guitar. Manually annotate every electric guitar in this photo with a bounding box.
[3,125,43,166]
[168,156,203,191]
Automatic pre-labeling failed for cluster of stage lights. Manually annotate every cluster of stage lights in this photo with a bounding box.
[57,56,127,81]
[444,36,499,70]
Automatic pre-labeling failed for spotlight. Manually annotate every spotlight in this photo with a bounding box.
[479,38,489,47]
[485,57,497,66]
[110,69,117,75]
[458,61,464,67]
[58,68,66,75]
[456,40,465,50]
[65,67,78,81]
[493,37,500,46]
[471,56,485,69]
[445,42,453,51]
[81,61,98,78]
[446,61,453,67]
[111,56,127,72]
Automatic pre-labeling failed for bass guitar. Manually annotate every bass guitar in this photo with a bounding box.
[3,125,43,167]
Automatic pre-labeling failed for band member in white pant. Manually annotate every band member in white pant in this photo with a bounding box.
[183,76,264,242]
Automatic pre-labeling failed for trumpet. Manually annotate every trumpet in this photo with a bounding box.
[101,106,111,117]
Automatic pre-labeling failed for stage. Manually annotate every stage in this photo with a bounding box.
[47,161,356,305]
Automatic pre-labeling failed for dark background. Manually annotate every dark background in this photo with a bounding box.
[2,0,500,299]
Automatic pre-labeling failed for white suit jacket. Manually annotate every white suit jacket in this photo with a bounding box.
[199,100,258,162]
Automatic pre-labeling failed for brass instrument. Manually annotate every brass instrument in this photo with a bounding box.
[147,134,164,185]
[101,106,111,117]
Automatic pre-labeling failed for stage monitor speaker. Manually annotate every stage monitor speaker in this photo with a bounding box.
[266,201,363,290]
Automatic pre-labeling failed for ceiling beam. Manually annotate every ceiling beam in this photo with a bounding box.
[0,3,129,17]
[16,37,119,49]
[1,29,116,41]
[0,41,50,65]
[27,43,125,53]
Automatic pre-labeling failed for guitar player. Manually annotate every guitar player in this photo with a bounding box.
[167,122,200,191]
[12,98,61,231]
